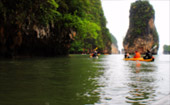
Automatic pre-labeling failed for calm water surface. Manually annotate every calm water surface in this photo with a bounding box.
[0,54,169,105]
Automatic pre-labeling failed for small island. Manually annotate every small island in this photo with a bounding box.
[163,45,170,54]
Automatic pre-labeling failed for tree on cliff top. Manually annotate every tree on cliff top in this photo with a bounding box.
[67,0,115,54]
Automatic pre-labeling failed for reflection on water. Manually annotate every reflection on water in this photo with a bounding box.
[0,54,169,105]
[125,61,157,105]
[0,56,102,105]
[94,54,169,105]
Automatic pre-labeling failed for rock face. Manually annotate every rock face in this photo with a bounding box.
[0,1,75,58]
[123,1,159,54]
[0,22,74,58]
[111,44,119,54]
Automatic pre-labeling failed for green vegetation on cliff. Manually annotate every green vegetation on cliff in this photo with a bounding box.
[130,0,157,36]
[129,0,158,42]
[130,1,154,35]
[0,0,116,57]
[163,45,170,54]
[63,0,115,54]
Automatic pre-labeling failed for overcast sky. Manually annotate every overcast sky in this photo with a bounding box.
[101,0,170,53]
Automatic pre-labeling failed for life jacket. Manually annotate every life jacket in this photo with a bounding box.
[134,52,141,58]
[152,56,154,59]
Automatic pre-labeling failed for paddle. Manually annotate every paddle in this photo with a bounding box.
[90,47,98,58]
[150,45,157,51]
[144,45,157,60]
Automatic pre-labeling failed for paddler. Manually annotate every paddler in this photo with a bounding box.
[143,49,152,59]
[133,51,141,58]
[124,52,130,58]
[93,50,97,57]
[143,49,154,61]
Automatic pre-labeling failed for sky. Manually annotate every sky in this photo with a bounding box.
[101,0,170,53]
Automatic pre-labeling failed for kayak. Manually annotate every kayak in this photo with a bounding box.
[90,55,98,58]
[124,58,154,62]
[90,53,100,58]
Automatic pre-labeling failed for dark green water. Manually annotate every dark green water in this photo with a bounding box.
[0,54,169,105]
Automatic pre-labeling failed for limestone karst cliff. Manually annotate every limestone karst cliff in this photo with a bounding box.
[0,0,118,58]
[123,0,159,54]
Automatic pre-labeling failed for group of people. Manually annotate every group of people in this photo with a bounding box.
[124,50,154,59]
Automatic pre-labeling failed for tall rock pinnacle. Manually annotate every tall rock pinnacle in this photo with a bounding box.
[123,0,159,54]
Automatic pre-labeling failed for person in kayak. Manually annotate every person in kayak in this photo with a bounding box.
[143,49,152,59]
[124,52,130,58]
[134,51,141,58]
[92,50,98,57]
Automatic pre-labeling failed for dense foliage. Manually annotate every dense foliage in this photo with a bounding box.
[65,0,116,53]
[0,0,117,57]
[130,0,155,35]
[128,0,159,45]
[163,45,170,54]
[131,0,158,43]
[0,0,59,25]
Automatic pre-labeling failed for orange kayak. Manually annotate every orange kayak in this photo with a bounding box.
[124,58,154,62]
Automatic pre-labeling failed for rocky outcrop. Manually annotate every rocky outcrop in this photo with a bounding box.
[0,22,75,57]
[111,44,119,54]
[123,1,159,54]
